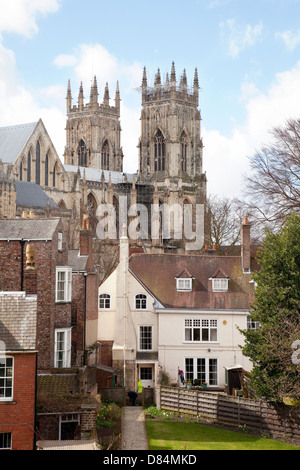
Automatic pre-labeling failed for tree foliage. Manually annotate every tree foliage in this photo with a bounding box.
[243,118,300,233]
[206,194,243,254]
[240,212,300,402]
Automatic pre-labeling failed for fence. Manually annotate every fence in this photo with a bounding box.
[159,387,300,443]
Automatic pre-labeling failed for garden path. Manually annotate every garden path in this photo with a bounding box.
[121,406,149,450]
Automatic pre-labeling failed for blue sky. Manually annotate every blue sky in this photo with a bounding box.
[1,0,300,197]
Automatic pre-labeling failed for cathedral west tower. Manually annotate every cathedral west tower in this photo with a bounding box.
[64,77,123,172]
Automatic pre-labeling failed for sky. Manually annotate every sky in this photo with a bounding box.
[1,0,300,198]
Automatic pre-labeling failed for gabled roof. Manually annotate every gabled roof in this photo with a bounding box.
[211,267,230,279]
[175,268,194,279]
[129,253,253,310]
[0,218,60,240]
[0,122,38,164]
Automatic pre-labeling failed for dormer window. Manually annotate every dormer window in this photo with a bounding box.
[211,268,230,292]
[212,278,228,292]
[176,278,192,291]
[176,269,194,292]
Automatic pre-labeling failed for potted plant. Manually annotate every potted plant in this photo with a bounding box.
[200,382,207,389]
[186,381,192,390]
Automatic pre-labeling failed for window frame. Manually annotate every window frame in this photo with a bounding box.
[58,232,63,252]
[139,325,153,351]
[185,357,218,386]
[0,432,12,450]
[99,293,111,309]
[0,356,14,401]
[55,267,72,303]
[176,278,192,292]
[135,294,147,310]
[212,278,229,292]
[54,328,72,369]
[184,318,218,343]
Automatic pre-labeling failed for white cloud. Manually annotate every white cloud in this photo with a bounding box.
[203,61,300,197]
[53,54,78,68]
[220,19,263,58]
[276,30,300,51]
[0,0,61,37]
[55,43,143,93]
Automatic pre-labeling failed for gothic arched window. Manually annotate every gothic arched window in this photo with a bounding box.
[101,140,110,170]
[154,130,165,172]
[19,160,23,181]
[45,153,49,187]
[53,164,57,188]
[180,131,188,173]
[27,150,31,182]
[36,141,41,185]
[78,139,88,167]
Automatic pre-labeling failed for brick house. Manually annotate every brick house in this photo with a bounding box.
[0,216,100,442]
[0,292,37,450]
[0,217,72,371]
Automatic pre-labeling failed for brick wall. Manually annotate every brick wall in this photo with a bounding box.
[0,353,36,450]
[0,220,72,371]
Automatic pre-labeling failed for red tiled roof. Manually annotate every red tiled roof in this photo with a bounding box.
[129,253,255,310]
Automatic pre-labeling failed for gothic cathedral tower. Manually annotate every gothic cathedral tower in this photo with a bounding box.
[139,62,204,182]
[64,77,123,172]
[138,63,207,249]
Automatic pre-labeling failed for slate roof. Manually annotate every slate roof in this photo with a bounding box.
[0,292,37,351]
[68,249,88,272]
[37,373,80,397]
[64,164,136,184]
[129,253,256,310]
[15,181,57,208]
[0,218,60,240]
[0,122,38,164]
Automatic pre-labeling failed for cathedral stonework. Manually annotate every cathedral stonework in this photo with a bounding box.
[64,77,123,172]
[0,63,207,257]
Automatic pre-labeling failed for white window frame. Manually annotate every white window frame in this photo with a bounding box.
[99,293,111,309]
[212,278,228,292]
[176,278,192,292]
[185,357,218,386]
[0,356,14,401]
[0,432,12,450]
[247,315,260,330]
[55,328,72,368]
[139,325,153,351]
[184,318,218,342]
[58,232,63,252]
[55,267,72,303]
[135,294,147,310]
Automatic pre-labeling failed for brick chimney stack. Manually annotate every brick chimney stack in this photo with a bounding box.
[79,223,94,272]
[241,216,251,273]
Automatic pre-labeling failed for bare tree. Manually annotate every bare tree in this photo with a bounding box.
[243,118,300,232]
[206,194,243,255]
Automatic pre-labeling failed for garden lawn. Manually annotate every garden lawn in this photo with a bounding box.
[145,421,300,450]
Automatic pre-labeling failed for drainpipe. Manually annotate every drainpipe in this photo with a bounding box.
[83,273,87,366]
[20,240,25,291]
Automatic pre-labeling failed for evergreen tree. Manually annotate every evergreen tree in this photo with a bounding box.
[240,212,300,401]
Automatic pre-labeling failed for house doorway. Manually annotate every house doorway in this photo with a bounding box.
[59,413,80,440]
[139,365,154,388]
